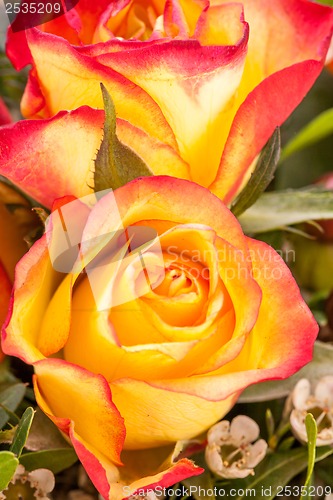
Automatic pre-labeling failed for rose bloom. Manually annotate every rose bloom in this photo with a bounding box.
[2,177,317,499]
[4,0,333,203]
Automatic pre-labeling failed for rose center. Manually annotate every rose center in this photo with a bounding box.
[107,0,163,40]
[154,266,194,298]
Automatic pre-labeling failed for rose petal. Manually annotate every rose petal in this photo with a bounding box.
[33,358,125,465]
[21,28,177,150]
[111,378,237,449]
[0,107,103,208]
[211,0,333,202]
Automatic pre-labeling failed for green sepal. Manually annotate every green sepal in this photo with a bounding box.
[94,84,152,192]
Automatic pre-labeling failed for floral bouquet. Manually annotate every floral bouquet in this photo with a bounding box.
[0,0,333,499]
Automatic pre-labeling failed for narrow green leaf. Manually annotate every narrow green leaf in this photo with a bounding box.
[0,451,19,491]
[303,413,317,498]
[281,108,333,161]
[239,187,333,234]
[10,407,35,457]
[94,84,152,191]
[0,383,26,429]
[20,448,78,474]
[305,417,318,471]
[231,128,280,217]
[240,341,333,403]
[218,446,333,500]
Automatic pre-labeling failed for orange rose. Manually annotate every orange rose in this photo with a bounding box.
[2,177,317,499]
[4,0,333,203]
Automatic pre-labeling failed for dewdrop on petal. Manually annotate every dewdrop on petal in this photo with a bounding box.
[290,376,333,446]
[0,464,55,500]
[205,415,267,479]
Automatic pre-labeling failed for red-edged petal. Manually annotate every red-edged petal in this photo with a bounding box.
[211,60,331,203]
[0,106,103,208]
[210,0,333,202]
[20,29,177,150]
[70,430,203,500]
[33,358,125,465]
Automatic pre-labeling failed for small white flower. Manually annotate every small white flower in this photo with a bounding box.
[290,376,333,446]
[0,464,55,499]
[205,415,267,479]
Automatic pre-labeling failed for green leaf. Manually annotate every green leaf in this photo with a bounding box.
[10,407,35,457]
[20,448,78,474]
[240,341,333,403]
[218,446,333,500]
[231,129,280,217]
[303,414,317,497]
[281,108,333,161]
[0,383,26,429]
[0,451,19,491]
[94,84,152,191]
[239,187,333,234]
